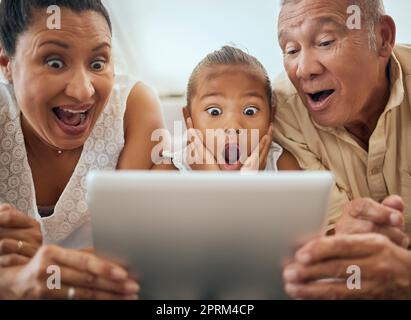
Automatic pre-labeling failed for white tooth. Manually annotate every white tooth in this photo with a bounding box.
[62,108,87,114]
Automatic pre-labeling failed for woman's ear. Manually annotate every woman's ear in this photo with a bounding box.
[0,48,12,82]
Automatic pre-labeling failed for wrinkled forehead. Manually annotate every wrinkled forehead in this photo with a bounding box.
[278,0,349,38]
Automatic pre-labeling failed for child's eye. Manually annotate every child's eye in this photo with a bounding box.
[243,106,259,116]
[46,58,64,69]
[90,59,106,71]
[206,107,222,116]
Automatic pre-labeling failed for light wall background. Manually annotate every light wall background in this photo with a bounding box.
[103,0,411,96]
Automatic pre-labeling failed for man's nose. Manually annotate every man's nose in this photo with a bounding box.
[65,68,95,102]
[296,50,324,81]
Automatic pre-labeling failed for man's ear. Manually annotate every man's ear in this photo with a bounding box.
[0,47,12,82]
[377,15,396,58]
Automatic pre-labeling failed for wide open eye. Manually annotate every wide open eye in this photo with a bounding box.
[206,106,222,116]
[90,59,106,71]
[243,106,259,116]
[46,58,64,69]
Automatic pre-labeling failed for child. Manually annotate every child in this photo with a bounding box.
[168,45,299,171]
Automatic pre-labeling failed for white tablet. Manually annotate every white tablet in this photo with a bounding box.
[88,171,333,299]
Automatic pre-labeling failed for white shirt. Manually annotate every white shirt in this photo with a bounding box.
[0,75,136,248]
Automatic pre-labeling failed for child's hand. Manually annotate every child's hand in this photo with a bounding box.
[241,124,273,172]
[185,116,221,171]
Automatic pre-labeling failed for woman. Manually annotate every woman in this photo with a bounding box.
[0,0,169,299]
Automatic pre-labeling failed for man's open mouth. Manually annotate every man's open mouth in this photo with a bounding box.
[307,89,335,103]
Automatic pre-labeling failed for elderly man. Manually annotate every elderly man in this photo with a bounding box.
[273,0,411,299]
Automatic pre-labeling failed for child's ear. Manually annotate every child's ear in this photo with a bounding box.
[182,106,191,127]
[0,48,12,82]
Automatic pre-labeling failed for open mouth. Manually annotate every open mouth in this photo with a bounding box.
[52,105,93,135]
[222,143,242,170]
[308,89,335,103]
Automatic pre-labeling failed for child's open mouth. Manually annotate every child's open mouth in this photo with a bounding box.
[222,143,242,170]
[52,105,93,135]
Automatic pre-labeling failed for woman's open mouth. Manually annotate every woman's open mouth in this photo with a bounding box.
[52,105,93,135]
[306,89,335,112]
[222,143,242,170]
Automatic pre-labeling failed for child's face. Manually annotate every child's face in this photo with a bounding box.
[189,65,272,170]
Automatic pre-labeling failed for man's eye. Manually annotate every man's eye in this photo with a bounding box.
[243,106,259,116]
[46,59,64,69]
[286,48,299,55]
[319,40,335,47]
[206,107,222,116]
[90,60,106,71]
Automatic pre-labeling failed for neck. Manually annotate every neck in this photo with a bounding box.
[21,115,81,161]
[345,66,391,148]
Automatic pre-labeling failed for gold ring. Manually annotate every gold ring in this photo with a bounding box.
[17,241,23,253]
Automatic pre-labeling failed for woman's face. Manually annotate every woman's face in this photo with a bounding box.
[5,8,114,151]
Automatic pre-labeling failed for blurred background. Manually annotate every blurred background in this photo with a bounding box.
[1,1,410,128]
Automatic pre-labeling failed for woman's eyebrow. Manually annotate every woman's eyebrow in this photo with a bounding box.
[39,40,69,49]
[38,40,111,51]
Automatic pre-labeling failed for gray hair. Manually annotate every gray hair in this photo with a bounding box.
[280,0,386,49]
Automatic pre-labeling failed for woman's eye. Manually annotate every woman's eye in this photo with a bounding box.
[243,106,259,116]
[46,59,64,69]
[206,107,222,116]
[90,60,106,71]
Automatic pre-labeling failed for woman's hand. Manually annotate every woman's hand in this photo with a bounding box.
[0,204,42,265]
[3,245,139,300]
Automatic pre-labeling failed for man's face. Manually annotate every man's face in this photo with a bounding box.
[278,0,384,127]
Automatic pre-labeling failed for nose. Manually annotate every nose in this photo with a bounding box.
[65,68,95,102]
[224,116,242,135]
[296,50,325,81]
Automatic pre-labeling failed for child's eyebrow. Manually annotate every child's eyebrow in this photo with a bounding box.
[199,92,224,100]
[243,91,265,99]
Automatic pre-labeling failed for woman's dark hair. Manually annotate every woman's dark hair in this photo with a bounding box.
[0,0,112,56]
[187,45,273,110]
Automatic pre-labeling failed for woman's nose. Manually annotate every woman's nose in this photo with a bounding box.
[65,69,95,102]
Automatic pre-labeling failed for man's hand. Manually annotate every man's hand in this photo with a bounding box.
[283,234,411,299]
[334,196,409,248]
[0,204,42,265]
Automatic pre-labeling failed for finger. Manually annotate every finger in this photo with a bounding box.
[59,266,139,295]
[258,135,271,169]
[373,226,410,248]
[349,198,404,228]
[0,206,38,228]
[42,246,129,281]
[0,239,38,258]
[0,227,42,247]
[42,285,138,300]
[283,259,370,284]
[381,195,405,213]
[0,254,30,267]
[295,234,389,265]
[285,280,372,300]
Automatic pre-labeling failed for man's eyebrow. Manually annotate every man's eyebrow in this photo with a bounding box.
[278,17,345,41]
